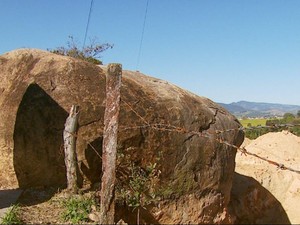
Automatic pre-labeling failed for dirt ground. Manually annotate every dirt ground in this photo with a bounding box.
[236,131,300,224]
[15,187,97,224]
[7,131,300,224]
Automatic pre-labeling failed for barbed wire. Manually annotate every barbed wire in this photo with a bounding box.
[76,100,300,174]
[118,99,300,174]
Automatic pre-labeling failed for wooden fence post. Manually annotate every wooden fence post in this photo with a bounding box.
[63,105,80,194]
[99,63,122,224]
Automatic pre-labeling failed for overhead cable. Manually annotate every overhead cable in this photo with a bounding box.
[136,0,149,70]
[83,0,94,49]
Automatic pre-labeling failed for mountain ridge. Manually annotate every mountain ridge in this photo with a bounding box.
[218,100,300,118]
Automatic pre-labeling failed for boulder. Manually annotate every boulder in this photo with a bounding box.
[0,49,243,223]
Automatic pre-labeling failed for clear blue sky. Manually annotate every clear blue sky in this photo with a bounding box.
[1,0,300,105]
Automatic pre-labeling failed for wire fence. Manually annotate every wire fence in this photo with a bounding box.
[117,99,300,174]
[83,98,300,175]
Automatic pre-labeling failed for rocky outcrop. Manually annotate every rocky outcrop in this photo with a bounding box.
[0,49,243,223]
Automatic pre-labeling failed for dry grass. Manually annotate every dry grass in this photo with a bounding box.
[16,187,97,224]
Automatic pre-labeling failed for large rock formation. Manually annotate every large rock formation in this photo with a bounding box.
[0,49,243,223]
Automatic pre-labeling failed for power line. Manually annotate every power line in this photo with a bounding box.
[83,0,94,49]
[136,0,149,71]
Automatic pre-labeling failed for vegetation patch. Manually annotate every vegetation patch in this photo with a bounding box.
[116,162,160,209]
[61,195,95,224]
[0,204,22,225]
[49,36,113,65]
[241,112,300,139]
[239,118,267,127]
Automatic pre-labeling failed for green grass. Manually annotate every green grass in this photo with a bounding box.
[0,204,22,225]
[239,118,267,127]
[61,195,95,224]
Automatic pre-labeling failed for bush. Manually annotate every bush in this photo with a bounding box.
[116,162,160,210]
[245,116,300,139]
[282,113,296,124]
[244,127,270,140]
[49,36,113,65]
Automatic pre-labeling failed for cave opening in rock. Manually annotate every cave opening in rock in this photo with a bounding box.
[81,137,103,184]
[13,83,68,188]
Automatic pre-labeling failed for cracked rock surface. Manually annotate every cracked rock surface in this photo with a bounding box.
[0,49,243,224]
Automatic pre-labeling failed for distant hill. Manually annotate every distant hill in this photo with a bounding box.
[219,101,300,118]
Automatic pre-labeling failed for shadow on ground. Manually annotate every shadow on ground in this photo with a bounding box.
[0,189,23,209]
[230,172,291,224]
[16,186,62,207]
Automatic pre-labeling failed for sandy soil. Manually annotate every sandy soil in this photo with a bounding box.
[235,131,300,224]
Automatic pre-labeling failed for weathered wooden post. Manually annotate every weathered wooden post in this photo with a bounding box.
[99,63,122,224]
[63,105,80,194]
